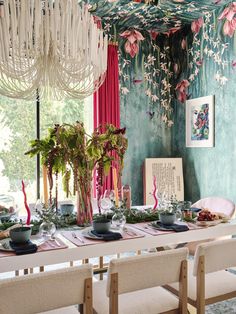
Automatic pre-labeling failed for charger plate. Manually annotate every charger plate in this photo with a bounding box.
[0,237,46,252]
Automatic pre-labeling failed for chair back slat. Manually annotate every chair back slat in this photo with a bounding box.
[106,247,188,296]
[0,264,93,314]
[193,239,236,276]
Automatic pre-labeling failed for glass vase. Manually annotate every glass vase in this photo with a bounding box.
[39,221,56,239]
[112,209,126,230]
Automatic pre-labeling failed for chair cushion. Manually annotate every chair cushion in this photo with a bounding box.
[40,305,79,313]
[93,280,179,314]
[168,261,236,301]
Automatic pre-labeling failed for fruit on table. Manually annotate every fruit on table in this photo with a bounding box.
[197,208,219,221]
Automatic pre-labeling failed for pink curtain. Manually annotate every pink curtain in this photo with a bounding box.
[94,44,121,198]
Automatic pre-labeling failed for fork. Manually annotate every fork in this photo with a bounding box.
[123,227,137,237]
[72,232,84,243]
[144,225,158,233]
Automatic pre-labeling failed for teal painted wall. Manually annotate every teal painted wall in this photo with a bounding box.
[173,36,236,204]
[120,83,172,205]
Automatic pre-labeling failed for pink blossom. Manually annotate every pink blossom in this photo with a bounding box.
[218,3,236,37]
[174,63,179,73]
[164,27,181,37]
[232,60,236,68]
[223,18,236,37]
[218,3,236,21]
[175,80,190,103]
[181,38,186,49]
[191,17,204,34]
[120,30,144,43]
[120,29,144,58]
[124,41,139,58]
[196,59,203,66]
[149,30,159,40]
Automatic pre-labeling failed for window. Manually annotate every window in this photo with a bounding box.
[0,95,93,212]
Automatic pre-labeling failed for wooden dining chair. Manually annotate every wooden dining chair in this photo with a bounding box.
[93,247,188,314]
[0,264,93,314]
[164,239,236,314]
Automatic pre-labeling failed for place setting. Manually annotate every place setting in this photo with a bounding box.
[62,212,145,247]
[0,224,68,258]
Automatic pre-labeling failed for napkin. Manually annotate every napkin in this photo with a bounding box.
[153,223,189,232]
[10,240,38,255]
[91,230,122,241]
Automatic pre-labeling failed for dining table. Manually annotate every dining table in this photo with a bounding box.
[1,218,236,274]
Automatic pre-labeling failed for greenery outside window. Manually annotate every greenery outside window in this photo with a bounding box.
[0,95,93,213]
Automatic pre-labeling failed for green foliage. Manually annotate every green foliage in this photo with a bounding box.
[94,208,159,224]
[25,122,128,197]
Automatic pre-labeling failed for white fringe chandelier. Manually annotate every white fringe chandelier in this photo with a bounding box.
[0,0,108,100]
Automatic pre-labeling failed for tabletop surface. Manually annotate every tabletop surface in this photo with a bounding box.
[0,219,236,273]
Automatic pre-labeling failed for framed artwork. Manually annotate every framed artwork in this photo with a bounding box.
[186,95,215,148]
[143,158,184,205]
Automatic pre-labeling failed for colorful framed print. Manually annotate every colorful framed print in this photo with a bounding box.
[186,95,215,148]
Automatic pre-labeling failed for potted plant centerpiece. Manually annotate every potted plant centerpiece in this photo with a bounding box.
[158,195,180,225]
[25,122,128,226]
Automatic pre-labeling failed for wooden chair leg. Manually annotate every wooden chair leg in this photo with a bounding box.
[196,255,205,314]
[99,256,104,280]
[179,259,188,314]
[83,258,89,264]
[109,273,118,314]
[84,277,93,314]
[39,266,44,272]
[24,269,29,275]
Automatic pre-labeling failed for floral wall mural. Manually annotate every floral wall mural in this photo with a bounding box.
[173,3,236,203]
[86,0,236,204]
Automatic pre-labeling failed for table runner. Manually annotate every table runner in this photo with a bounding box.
[0,237,68,258]
[61,227,145,247]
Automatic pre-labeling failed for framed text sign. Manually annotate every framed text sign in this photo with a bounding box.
[143,158,184,205]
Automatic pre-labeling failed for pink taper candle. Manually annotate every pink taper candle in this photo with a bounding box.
[112,168,119,208]
[42,165,49,207]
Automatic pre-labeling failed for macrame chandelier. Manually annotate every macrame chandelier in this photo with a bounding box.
[0,0,108,100]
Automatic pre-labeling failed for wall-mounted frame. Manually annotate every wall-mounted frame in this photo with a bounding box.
[186,95,215,148]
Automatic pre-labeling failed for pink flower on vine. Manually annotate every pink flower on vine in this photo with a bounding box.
[120,29,144,58]
[191,17,204,34]
[181,38,186,49]
[175,79,190,103]
[218,3,236,37]
[149,30,159,40]
[164,27,181,37]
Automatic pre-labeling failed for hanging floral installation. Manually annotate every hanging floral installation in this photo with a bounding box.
[87,0,233,125]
